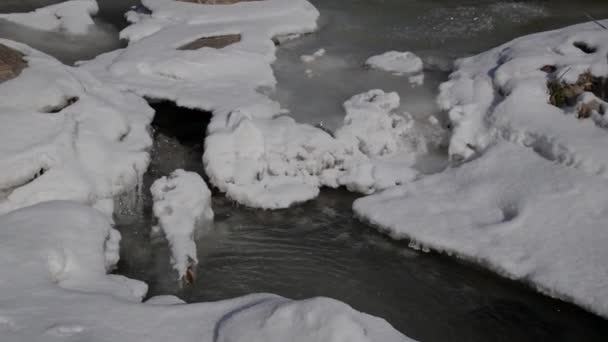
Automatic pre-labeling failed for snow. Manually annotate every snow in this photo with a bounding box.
[366,51,423,75]
[0,201,411,342]
[437,19,608,167]
[0,0,99,35]
[354,142,608,318]
[203,89,433,208]
[335,90,428,194]
[355,20,608,318]
[0,39,153,215]
[151,169,213,280]
[80,0,327,208]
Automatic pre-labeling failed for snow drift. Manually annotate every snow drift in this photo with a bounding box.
[0,39,153,215]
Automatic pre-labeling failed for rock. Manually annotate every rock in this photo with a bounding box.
[178,34,241,50]
[0,44,27,83]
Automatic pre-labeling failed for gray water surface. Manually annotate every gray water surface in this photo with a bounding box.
[2,0,608,340]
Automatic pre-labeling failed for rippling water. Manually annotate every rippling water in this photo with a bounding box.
[2,0,608,340]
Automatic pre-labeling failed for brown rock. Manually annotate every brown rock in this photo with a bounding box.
[0,44,27,83]
[578,100,602,119]
[178,34,241,50]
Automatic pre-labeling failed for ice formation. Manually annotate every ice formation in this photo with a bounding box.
[355,20,608,318]
[366,51,424,75]
[151,169,214,280]
[0,0,99,35]
[0,39,153,215]
[300,48,326,63]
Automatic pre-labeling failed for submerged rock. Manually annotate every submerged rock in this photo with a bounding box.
[178,34,242,50]
[0,44,27,83]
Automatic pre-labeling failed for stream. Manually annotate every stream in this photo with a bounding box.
[2,0,608,341]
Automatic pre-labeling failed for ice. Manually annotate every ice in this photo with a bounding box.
[151,169,213,281]
[0,0,98,35]
[0,39,153,215]
[365,51,423,75]
[300,47,326,63]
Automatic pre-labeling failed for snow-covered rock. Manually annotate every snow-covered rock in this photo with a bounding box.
[438,19,608,171]
[366,51,423,75]
[0,0,99,35]
[0,39,153,215]
[335,90,430,194]
[0,201,412,342]
[204,89,432,208]
[151,169,213,280]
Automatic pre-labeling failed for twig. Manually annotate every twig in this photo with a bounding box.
[584,13,608,30]
[557,66,572,81]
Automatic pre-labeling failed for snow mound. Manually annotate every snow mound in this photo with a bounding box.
[0,201,411,342]
[151,169,213,280]
[0,0,99,35]
[354,142,608,318]
[204,89,431,208]
[366,51,423,75]
[0,39,153,215]
[204,114,341,209]
[335,90,429,194]
[438,19,608,177]
[217,296,413,342]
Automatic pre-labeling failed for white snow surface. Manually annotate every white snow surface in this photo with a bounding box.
[151,169,213,280]
[355,21,608,318]
[0,0,99,35]
[366,51,424,75]
[204,89,432,208]
[0,39,153,215]
[0,201,411,342]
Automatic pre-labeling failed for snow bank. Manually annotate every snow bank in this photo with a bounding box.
[356,21,608,318]
[0,39,153,215]
[151,169,213,281]
[355,142,608,318]
[438,19,608,173]
[366,51,423,75]
[0,201,411,342]
[0,0,99,35]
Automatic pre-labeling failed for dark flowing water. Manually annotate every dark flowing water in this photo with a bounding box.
[2,0,608,341]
